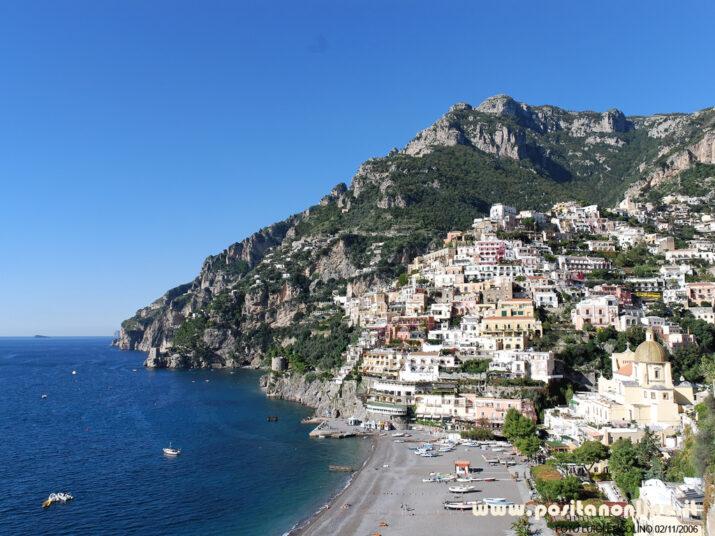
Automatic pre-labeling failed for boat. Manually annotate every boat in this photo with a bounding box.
[483,498,513,505]
[42,492,74,508]
[71,370,77,375]
[448,485,477,493]
[328,464,355,472]
[477,477,496,482]
[41,394,48,399]
[163,443,181,456]
[456,476,478,482]
[422,472,456,483]
[443,500,481,510]
[266,415,279,422]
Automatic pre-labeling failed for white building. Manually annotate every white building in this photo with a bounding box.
[488,349,560,383]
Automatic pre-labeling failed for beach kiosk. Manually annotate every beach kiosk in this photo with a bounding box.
[454,460,471,477]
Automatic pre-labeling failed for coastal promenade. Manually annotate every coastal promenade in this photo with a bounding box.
[298,431,541,536]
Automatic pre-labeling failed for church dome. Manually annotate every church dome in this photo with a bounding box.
[634,330,667,363]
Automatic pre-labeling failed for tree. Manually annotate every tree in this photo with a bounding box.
[609,439,638,476]
[511,516,533,536]
[573,441,609,471]
[645,456,665,480]
[535,475,582,501]
[564,384,575,405]
[693,394,715,476]
[461,427,494,441]
[514,435,542,458]
[635,429,660,468]
[502,408,536,442]
[614,467,643,500]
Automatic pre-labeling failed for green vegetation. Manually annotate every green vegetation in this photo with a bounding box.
[459,359,490,374]
[172,316,210,357]
[535,474,583,501]
[460,427,494,440]
[608,430,662,499]
[271,314,355,372]
[503,408,542,457]
[648,162,715,201]
[553,440,610,472]
[511,516,534,536]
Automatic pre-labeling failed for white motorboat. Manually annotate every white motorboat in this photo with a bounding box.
[483,498,513,505]
[42,492,74,508]
[443,500,481,510]
[422,472,455,483]
[163,443,181,456]
[448,485,477,493]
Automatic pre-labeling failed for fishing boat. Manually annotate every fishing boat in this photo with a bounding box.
[328,464,355,472]
[443,500,481,510]
[42,492,74,508]
[483,498,513,505]
[448,485,477,493]
[455,476,478,482]
[478,477,496,482]
[163,443,181,456]
[422,472,456,483]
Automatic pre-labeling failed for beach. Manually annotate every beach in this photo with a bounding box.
[297,430,544,536]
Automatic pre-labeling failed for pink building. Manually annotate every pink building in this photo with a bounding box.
[571,295,619,330]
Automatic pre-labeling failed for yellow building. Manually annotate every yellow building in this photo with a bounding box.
[479,299,543,349]
[575,330,695,430]
[360,349,404,378]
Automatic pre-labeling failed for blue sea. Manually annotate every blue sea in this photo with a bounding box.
[0,337,370,535]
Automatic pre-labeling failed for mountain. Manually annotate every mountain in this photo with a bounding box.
[114,95,715,369]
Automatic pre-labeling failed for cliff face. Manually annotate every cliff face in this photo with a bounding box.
[260,374,367,419]
[115,95,715,370]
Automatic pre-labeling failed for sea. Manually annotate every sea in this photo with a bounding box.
[0,337,370,535]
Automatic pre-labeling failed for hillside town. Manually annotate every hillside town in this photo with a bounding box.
[309,199,715,533]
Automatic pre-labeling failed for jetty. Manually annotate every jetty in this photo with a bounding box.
[308,420,359,439]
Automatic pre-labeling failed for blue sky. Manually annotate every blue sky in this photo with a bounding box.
[2,0,714,335]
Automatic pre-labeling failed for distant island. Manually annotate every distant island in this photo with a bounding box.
[34,335,50,338]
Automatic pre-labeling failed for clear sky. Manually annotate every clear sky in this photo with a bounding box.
[2,0,714,336]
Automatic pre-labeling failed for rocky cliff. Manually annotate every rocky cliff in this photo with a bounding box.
[261,373,367,420]
[114,94,715,371]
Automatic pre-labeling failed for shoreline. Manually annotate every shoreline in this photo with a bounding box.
[126,349,374,536]
[287,435,379,536]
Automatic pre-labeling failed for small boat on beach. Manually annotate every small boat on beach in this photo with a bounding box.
[443,500,481,510]
[483,498,513,505]
[328,464,355,472]
[42,492,74,508]
[163,443,181,456]
[422,472,455,483]
[448,485,477,493]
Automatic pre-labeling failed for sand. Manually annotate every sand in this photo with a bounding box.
[296,430,547,536]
